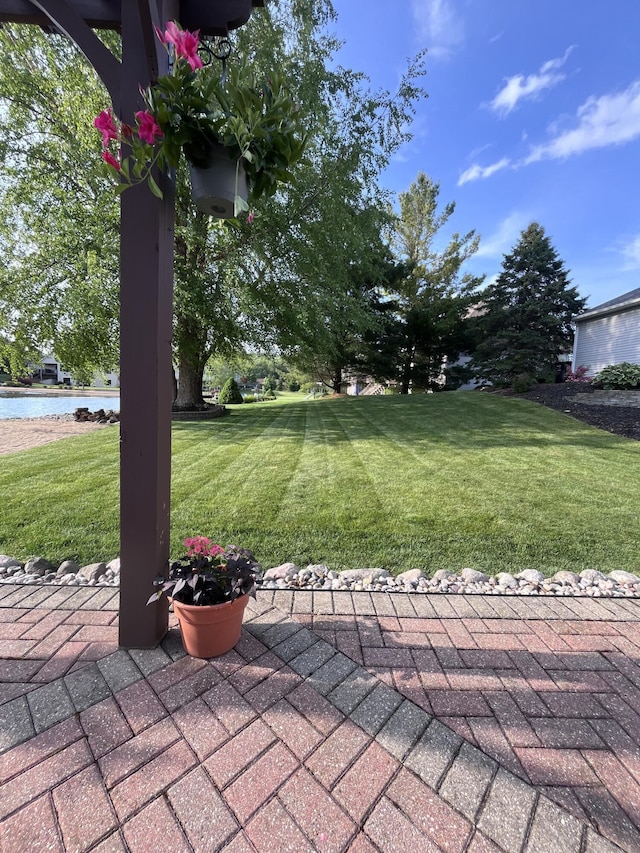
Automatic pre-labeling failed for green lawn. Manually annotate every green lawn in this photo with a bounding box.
[1,392,638,576]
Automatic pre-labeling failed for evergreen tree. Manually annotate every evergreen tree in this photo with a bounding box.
[218,377,243,404]
[471,223,585,386]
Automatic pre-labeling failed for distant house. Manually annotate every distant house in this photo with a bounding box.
[572,288,640,375]
[30,356,120,388]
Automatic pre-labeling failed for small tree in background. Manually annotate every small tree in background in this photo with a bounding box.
[218,377,243,404]
[471,222,586,386]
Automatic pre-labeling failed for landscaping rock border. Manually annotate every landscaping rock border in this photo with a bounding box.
[1,554,638,598]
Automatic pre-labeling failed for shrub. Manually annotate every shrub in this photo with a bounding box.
[565,365,591,383]
[218,377,243,404]
[243,394,256,403]
[511,373,535,393]
[262,376,276,394]
[288,380,300,392]
[592,362,640,390]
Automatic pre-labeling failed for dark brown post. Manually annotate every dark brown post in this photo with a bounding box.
[118,0,178,648]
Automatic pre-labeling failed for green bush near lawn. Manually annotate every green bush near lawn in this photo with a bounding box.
[0,393,638,575]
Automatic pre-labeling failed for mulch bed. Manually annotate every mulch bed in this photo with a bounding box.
[513,383,640,441]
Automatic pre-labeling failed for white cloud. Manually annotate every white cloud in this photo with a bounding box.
[411,0,464,59]
[621,233,640,270]
[475,213,530,258]
[457,157,510,186]
[526,80,640,163]
[488,46,575,116]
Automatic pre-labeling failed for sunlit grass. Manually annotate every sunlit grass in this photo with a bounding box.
[1,392,638,575]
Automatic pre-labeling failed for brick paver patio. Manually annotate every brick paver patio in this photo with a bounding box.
[0,581,637,852]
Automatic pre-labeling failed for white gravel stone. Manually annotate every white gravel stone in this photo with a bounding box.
[516,569,545,584]
[461,568,490,583]
[609,570,640,583]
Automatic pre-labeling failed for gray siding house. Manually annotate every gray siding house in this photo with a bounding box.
[572,287,640,375]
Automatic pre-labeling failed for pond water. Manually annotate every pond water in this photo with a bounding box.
[0,389,120,419]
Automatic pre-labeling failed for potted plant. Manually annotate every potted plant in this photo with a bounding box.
[94,21,307,217]
[147,536,261,657]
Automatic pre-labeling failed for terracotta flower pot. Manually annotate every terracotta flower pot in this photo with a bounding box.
[172,594,249,658]
[188,143,248,218]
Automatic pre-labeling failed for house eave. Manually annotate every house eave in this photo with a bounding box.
[574,297,640,324]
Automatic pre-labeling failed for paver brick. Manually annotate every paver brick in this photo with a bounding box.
[305,718,370,789]
[377,699,430,761]
[286,681,345,735]
[532,718,604,749]
[115,679,166,733]
[97,650,143,693]
[477,768,537,853]
[98,718,181,789]
[350,681,403,736]
[0,696,36,754]
[244,665,303,712]
[364,796,440,852]
[327,667,378,715]
[64,661,112,712]
[279,766,357,853]
[405,718,462,789]
[172,697,229,760]
[440,741,497,822]
[514,747,599,786]
[333,740,399,823]
[122,796,191,853]
[80,697,133,759]
[167,766,238,852]
[0,739,93,821]
[204,718,276,788]
[289,640,336,677]
[388,767,473,852]
[27,680,75,733]
[262,698,323,759]
[0,716,83,784]
[53,764,117,851]
[0,793,64,853]
[466,716,527,779]
[575,786,640,852]
[110,739,197,821]
[223,742,299,823]
[245,797,315,853]
[525,796,584,853]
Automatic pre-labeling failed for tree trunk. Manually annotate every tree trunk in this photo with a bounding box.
[400,348,414,395]
[174,353,206,410]
[171,365,178,405]
[332,365,342,394]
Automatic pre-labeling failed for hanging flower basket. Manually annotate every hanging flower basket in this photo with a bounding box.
[188,143,248,218]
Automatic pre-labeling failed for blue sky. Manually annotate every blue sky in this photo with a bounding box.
[330,0,640,308]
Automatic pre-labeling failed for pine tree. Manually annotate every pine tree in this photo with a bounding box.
[471,222,585,386]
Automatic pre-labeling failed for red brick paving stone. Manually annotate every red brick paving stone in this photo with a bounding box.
[445,621,479,649]
[0,659,43,682]
[576,791,640,853]
[398,616,447,634]
[202,679,258,734]
[432,639,466,668]
[244,665,304,713]
[53,763,118,851]
[0,622,37,640]
[77,641,119,661]
[564,634,619,652]
[376,615,401,632]
[218,832,257,853]
[167,766,238,852]
[532,718,604,749]
[411,649,449,690]
[98,718,181,788]
[110,739,197,821]
[507,649,560,691]
[245,797,315,853]
[158,665,222,712]
[63,610,118,626]
[223,742,299,823]
[540,785,591,824]
[80,697,133,759]
[473,632,526,651]
[114,678,167,733]
[550,668,611,693]
[122,795,191,853]
[146,655,208,693]
[610,636,640,656]
[71,624,118,643]
[233,629,270,662]
[541,691,609,718]
[514,747,600,786]
[279,766,357,853]
[364,796,441,852]
[305,719,371,789]
[87,831,128,853]
[172,697,230,760]
[227,651,286,694]
[333,740,400,824]
[382,630,432,648]
[391,668,433,714]
[0,739,93,821]
[591,719,640,783]
[362,647,414,668]
[0,639,39,657]
[29,641,89,682]
[583,751,640,827]
[446,667,504,692]
[367,666,395,689]
[525,620,573,651]
[0,793,64,853]
[335,630,364,663]
[262,698,324,759]
[466,717,528,779]
[482,690,541,748]
[346,831,381,853]
[439,715,478,745]
[204,718,277,788]
[0,716,84,784]
[287,681,345,735]
[465,831,505,853]
[387,767,473,853]
[427,689,492,717]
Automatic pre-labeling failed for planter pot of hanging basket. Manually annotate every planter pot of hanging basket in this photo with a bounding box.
[171,594,249,658]
[188,143,248,218]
